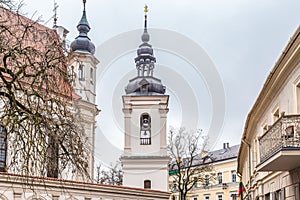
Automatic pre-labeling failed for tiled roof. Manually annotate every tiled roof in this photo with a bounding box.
[0,6,75,99]
[169,144,239,170]
[207,144,240,162]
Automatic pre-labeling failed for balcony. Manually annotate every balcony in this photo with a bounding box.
[257,115,300,171]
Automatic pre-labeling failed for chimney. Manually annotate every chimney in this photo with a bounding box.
[223,143,230,149]
[54,26,69,49]
[201,150,208,158]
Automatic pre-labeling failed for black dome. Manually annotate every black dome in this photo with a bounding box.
[70,6,95,55]
[70,36,95,55]
[125,77,165,95]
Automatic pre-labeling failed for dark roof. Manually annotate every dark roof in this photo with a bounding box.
[169,144,240,171]
[207,144,239,162]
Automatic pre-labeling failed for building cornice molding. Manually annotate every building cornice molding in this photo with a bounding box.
[238,26,300,173]
[0,173,170,198]
[68,52,100,66]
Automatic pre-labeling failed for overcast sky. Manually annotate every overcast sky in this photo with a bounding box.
[23,0,300,166]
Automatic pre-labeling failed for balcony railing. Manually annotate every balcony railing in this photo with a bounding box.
[259,115,300,163]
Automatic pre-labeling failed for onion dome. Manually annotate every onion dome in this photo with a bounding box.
[70,0,95,55]
[125,5,166,95]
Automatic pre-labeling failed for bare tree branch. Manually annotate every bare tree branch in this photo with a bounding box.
[95,162,123,185]
[168,127,213,200]
[0,1,90,181]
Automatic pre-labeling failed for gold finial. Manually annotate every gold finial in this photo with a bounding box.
[144,5,148,15]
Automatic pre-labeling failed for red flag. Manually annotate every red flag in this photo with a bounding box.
[238,180,246,199]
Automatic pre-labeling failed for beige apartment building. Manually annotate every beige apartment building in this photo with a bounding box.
[170,144,239,200]
[238,26,300,200]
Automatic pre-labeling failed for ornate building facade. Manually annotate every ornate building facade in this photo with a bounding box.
[238,26,300,200]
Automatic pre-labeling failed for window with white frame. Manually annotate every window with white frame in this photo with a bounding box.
[231,170,237,182]
[90,67,94,84]
[218,172,223,184]
[231,193,238,200]
[78,64,84,80]
[205,175,210,186]
[204,195,210,200]
[295,183,300,200]
[274,189,284,200]
[217,194,223,200]
[193,177,198,188]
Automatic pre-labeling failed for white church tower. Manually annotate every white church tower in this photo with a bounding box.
[68,0,99,179]
[121,6,170,191]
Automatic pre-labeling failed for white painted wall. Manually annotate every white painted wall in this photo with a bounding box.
[122,95,169,191]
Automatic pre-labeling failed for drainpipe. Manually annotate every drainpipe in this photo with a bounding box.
[242,139,251,192]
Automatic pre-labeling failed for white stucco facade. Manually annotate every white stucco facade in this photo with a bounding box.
[238,26,300,200]
[68,52,99,179]
[121,95,170,191]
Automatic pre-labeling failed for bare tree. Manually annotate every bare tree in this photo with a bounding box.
[0,1,90,180]
[95,162,123,185]
[168,127,213,200]
[95,163,102,184]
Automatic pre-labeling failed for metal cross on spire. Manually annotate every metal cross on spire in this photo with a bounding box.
[53,0,59,27]
[144,5,149,16]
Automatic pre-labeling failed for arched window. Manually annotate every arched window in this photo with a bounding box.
[0,125,7,172]
[90,67,94,84]
[26,195,47,200]
[78,64,84,81]
[140,113,151,145]
[144,179,151,189]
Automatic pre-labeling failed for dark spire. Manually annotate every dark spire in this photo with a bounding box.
[135,5,155,77]
[78,0,90,29]
[125,5,166,95]
[70,0,95,55]
[53,0,58,27]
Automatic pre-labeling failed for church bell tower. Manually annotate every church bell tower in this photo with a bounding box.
[68,0,99,180]
[121,6,169,191]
